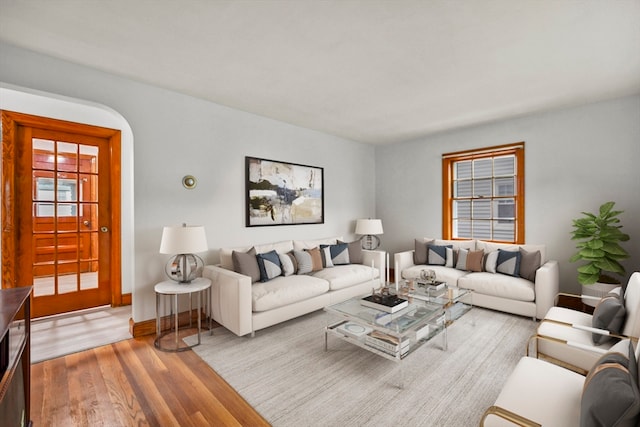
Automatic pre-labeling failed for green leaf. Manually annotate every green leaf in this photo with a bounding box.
[601,242,630,257]
[599,201,615,216]
[594,258,626,275]
[578,271,600,285]
[586,239,604,249]
[577,264,599,274]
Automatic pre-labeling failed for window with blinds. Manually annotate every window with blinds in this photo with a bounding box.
[442,143,525,243]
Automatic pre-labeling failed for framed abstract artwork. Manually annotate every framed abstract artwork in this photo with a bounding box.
[246,156,324,227]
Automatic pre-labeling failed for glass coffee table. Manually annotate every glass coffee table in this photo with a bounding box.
[324,286,473,388]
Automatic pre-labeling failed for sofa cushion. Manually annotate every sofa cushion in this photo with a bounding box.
[402,265,469,287]
[433,238,476,251]
[414,238,433,265]
[458,272,535,302]
[221,240,294,270]
[427,244,450,266]
[306,247,323,271]
[279,252,296,276]
[496,249,521,277]
[592,292,627,345]
[312,264,380,291]
[519,248,541,282]
[256,250,282,282]
[476,240,547,264]
[293,250,313,274]
[456,249,484,272]
[293,237,340,251]
[338,240,363,264]
[328,243,350,265]
[232,247,260,283]
[581,344,640,427]
[484,250,498,273]
[320,246,334,268]
[252,275,330,312]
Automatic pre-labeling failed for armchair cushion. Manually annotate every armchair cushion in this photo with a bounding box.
[592,292,627,344]
[581,341,640,427]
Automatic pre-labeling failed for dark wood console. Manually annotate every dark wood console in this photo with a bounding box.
[0,287,32,427]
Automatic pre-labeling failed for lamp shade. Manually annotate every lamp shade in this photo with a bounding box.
[159,225,208,254]
[355,219,383,235]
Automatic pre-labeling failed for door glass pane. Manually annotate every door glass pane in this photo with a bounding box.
[80,204,98,231]
[32,139,55,171]
[79,174,97,202]
[80,271,98,290]
[33,266,55,297]
[57,141,78,172]
[57,267,78,294]
[79,144,98,173]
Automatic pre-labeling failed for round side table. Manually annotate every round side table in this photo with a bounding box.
[154,277,212,352]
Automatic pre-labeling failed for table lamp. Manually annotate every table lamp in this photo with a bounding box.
[355,219,383,250]
[159,223,208,283]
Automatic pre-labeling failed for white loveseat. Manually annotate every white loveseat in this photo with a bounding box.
[204,237,384,336]
[394,238,559,320]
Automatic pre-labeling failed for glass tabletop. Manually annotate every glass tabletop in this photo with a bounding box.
[325,296,444,334]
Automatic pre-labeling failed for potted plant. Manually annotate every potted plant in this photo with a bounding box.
[570,201,630,304]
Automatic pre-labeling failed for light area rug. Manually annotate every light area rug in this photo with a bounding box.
[185,307,537,427]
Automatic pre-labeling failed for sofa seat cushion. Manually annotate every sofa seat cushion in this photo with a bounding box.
[458,272,535,302]
[487,357,584,427]
[401,265,469,287]
[252,275,330,312]
[312,264,379,290]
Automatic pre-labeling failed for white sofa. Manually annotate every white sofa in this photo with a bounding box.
[204,237,385,337]
[394,238,559,320]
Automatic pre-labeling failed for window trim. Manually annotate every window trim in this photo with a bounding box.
[442,142,525,244]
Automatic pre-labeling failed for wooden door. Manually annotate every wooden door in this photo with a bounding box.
[2,111,122,318]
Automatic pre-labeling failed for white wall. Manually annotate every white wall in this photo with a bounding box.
[376,95,640,293]
[0,43,377,322]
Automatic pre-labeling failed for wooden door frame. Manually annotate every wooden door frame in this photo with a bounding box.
[1,110,124,306]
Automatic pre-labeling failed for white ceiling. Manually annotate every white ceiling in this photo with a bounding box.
[1,0,639,145]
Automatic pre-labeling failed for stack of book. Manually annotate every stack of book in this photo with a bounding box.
[360,294,409,313]
[364,330,410,357]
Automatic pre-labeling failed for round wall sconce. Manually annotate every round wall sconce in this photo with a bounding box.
[182,175,197,189]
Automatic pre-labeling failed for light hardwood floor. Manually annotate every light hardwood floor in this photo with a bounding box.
[31,333,271,426]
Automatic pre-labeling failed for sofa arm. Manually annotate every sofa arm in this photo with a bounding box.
[362,249,385,287]
[481,405,541,427]
[203,265,253,337]
[394,250,416,284]
[534,260,560,320]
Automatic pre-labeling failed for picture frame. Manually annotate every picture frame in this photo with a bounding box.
[246,156,324,227]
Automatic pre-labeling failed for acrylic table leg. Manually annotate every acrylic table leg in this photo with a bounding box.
[174,294,179,349]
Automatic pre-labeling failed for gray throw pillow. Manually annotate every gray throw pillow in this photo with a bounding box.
[338,240,363,264]
[581,346,640,427]
[592,292,627,345]
[232,247,260,283]
[414,239,429,265]
[518,248,541,282]
[293,250,313,274]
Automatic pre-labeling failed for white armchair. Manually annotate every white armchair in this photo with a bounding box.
[534,272,640,374]
[481,339,640,426]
